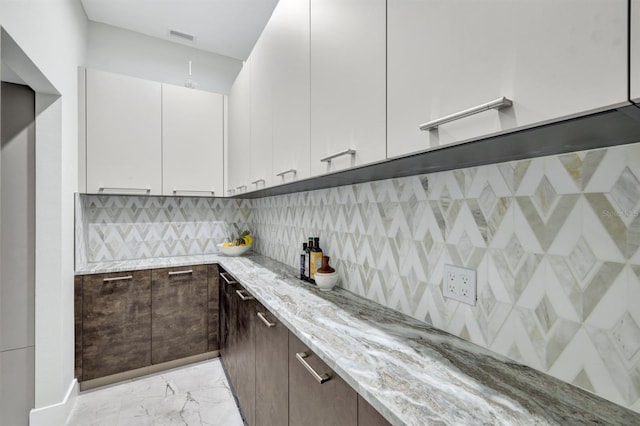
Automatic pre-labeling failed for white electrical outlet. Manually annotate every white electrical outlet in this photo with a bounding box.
[443,264,477,306]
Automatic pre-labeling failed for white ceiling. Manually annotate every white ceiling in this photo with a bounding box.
[81,0,279,61]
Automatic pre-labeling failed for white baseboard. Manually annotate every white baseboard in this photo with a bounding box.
[29,378,79,426]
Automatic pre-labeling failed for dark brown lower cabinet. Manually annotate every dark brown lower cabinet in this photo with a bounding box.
[151,265,208,364]
[219,269,256,426]
[208,264,220,351]
[358,395,391,426]
[255,303,288,426]
[289,332,358,426]
[82,270,151,381]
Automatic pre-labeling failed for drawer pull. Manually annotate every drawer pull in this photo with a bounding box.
[257,312,275,328]
[236,185,247,192]
[236,289,254,301]
[320,149,355,164]
[220,272,236,285]
[419,96,513,131]
[296,351,331,384]
[103,275,133,283]
[276,169,297,178]
[251,178,266,187]
[227,189,235,195]
[98,187,151,194]
[172,189,215,196]
[168,269,193,276]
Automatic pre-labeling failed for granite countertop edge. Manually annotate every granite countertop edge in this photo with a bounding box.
[75,254,640,426]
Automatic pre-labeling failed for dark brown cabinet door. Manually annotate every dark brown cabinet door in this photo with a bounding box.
[219,269,256,426]
[82,270,151,381]
[151,265,208,364]
[289,332,357,426]
[358,395,391,426]
[208,264,220,351]
[255,304,288,426]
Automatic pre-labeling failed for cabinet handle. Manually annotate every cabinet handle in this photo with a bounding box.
[103,275,133,283]
[99,187,150,194]
[236,185,247,192]
[296,352,331,384]
[220,272,236,285]
[251,178,266,187]
[320,149,356,164]
[257,312,276,328]
[276,169,297,178]
[227,189,235,195]
[236,289,255,301]
[418,96,513,131]
[168,269,193,276]
[172,189,215,196]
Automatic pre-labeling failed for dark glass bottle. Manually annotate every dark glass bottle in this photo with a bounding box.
[305,238,313,282]
[300,243,308,280]
[310,237,323,282]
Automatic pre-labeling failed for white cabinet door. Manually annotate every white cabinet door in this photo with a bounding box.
[227,59,252,196]
[388,0,628,158]
[632,0,640,103]
[270,0,311,184]
[162,84,224,197]
[310,0,386,176]
[86,69,162,194]
[249,33,274,191]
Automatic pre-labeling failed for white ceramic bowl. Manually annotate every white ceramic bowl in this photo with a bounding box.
[314,272,338,291]
[217,243,252,257]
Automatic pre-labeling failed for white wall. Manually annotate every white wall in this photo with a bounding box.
[87,22,243,94]
[0,0,87,424]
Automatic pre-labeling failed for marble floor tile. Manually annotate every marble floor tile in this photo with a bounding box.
[65,359,243,426]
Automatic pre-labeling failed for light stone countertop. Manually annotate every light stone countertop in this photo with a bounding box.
[76,254,640,425]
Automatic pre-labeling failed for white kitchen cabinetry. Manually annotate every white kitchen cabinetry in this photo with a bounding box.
[387,0,628,158]
[162,84,224,197]
[270,0,311,184]
[86,68,162,195]
[310,0,386,176]
[249,33,274,191]
[227,59,252,195]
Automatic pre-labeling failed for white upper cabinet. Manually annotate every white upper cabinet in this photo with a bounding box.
[310,0,386,176]
[227,59,252,195]
[86,68,162,195]
[387,0,629,158]
[162,84,224,197]
[270,0,311,184]
[632,0,640,103]
[249,32,274,191]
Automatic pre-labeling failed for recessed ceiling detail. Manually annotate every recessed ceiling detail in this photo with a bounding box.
[81,0,279,60]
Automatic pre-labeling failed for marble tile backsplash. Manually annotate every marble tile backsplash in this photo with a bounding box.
[75,195,251,263]
[250,142,640,413]
[74,142,640,413]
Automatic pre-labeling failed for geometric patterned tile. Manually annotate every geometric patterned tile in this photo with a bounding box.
[75,141,640,414]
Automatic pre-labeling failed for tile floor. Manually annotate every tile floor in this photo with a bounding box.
[65,359,244,426]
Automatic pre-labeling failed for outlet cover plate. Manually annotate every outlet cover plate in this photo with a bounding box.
[443,264,477,306]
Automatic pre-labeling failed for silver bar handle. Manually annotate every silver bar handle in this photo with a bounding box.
[220,272,236,285]
[99,187,151,194]
[320,149,356,163]
[257,312,276,328]
[419,97,513,131]
[296,352,331,384]
[276,169,297,177]
[236,289,255,301]
[227,189,235,195]
[251,178,266,186]
[168,269,193,276]
[103,275,133,283]
[236,185,247,192]
[173,189,215,196]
